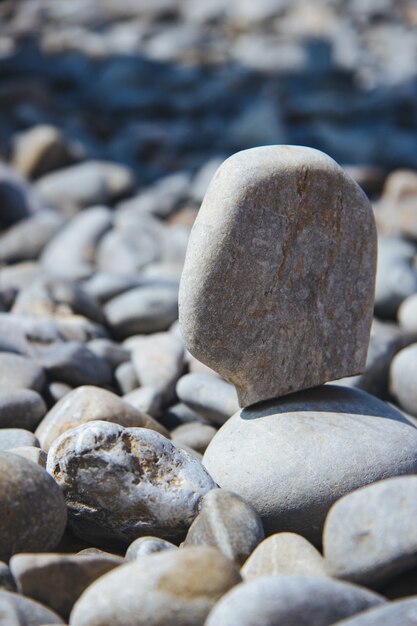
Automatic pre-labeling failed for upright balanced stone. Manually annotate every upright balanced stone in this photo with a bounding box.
[179,146,377,406]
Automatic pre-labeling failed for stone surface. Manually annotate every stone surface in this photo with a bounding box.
[241,532,327,580]
[125,536,177,561]
[0,561,15,591]
[0,428,40,451]
[176,373,239,424]
[334,598,417,626]
[36,385,167,451]
[70,547,241,626]
[0,353,45,393]
[114,361,139,394]
[398,293,417,333]
[324,475,417,587]
[47,421,216,546]
[202,385,417,544]
[374,236,417,319]
[10,552,122,620]
[389,343,417,416]
[184,489,264,565]
[123,386,163,418]
[10,446,47,467]
[171,422,217,453]
[0,452,67,562]
[179,146,377,406]
[0,389,46,429]
[204,575,385,626]
[0,210,64,264]
[0,589,64,625]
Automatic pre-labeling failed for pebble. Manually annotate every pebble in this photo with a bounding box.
[123,386,163,418]
[87,338,130,369]
[47,420,216,546]
[184,489,264,565]
[10,552,122,620]
[0,589,64,625]
[114,361,139,394]
[131,332,184,403]
[105,285,178,339]
[171,422,217,453]
[334,598,417,626]
[36,385,168,452]
[176,373,239,425]
[398,293,417,333]
[0,389,46,430]
[179,146,376,406]
[204,575,385,626]
[0,452,67,561]
[324,475,417,587]
[35,160,134,213]
[0,353,46,393]
[125,536,177,561]
[241,532,327,580]
[0,210,64,264]
[0,164,36,228]
[389,343,417,416]
[70,547,241,626]
[0,428,40,451]
[10,446,47,467]
[202,385,417,544]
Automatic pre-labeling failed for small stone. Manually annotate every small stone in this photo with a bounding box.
[334,598,417,626]
[114,361,139,394]
[131,332,184,403]
[0,210,64,264]
[10,446,47,467]
[0,164,37,228]
[10,552,122,620]
[0,353,45,393]
[184,489,264,566]
[179,146,376,406]
[47,382,72,403]
[0,389,46,430]
[171,422,217,453]
[87,339,130,369]
[204,575,385,626]
[123,386,163,418]
[105,285,178,339]
[163,402,212,428]
[398,293,417,333]
[125,537,177,561]
[324,475,417,587]
[0,452,67,561]
[36,385,167,452]
[70,547,241,626]
[0,429,40,451]
[35,160,134,213]
[176,373,239,425]
[389,343,417,416]
[241,532,327,580]
[47,421,216,546]
[202,385,417,544]
[0,589,64,625]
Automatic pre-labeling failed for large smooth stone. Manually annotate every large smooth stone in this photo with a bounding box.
[0,389,47,430]
[204,575,385,626]
[179,146,376,406]
[202,385,417,544]
[0,589,64,625]
[47,421,216,546]
[69,547,241,626]
[335,598,417,626]
[324,475,417,587]
[0,452,67,561]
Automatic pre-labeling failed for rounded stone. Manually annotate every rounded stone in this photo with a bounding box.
[398,293,417,333]
[204,575,385,626]
[47,421,216,547]
[0,353,45,393]
[241,532,327,580]
[171,422,217,453]
[36,385,168,452]
[176,373,239,425]
[389,343,417,416]
[334,598,417,626]
[70,547,242,626]
[184,489,264,565]
[324,475,417,587]
[0,452,67,562]
[10,446,47,467]
[125,536,177,561]
[179,146,376,406]
[0,589,64,625]
[202,385,417,544]
[0,389,47,430]
[0,428,40,451]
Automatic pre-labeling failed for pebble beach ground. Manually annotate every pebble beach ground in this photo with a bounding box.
[0,1,417,625]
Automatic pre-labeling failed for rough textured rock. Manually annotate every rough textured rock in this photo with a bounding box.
[0,452,67,562]
[0,428,40,451]
[0,353,45,393]
[125,536,177,561]
[0,589,64,625]
[47,421,216,546]
[202,385,417,544]
[241,532,327,580]
[184,489,264,565]
[334,598,417,626]
[176,373,239,424]
[204,575,385,626]
[171,422,217,453]
[389,343,417,416]
[0,389,47,430]
[324,476,417,587]
[36,385,168,451]
[179,146,377,406]
[10,552,122,620]
[70,547,241,626]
